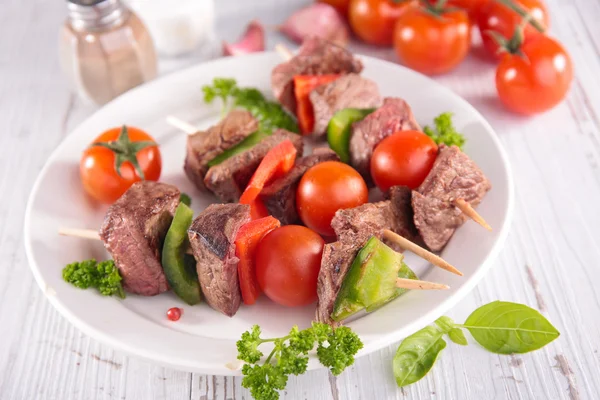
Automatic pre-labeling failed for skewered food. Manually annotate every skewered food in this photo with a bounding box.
[187,203,251,316]
[260,148,339,225]
[412,145,491,251]
[99,181,179,296]
[271,36,363,113]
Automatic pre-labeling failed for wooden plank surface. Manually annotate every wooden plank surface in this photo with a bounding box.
[1,0,599,399]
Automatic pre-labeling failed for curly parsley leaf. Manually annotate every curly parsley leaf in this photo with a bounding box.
[241,363,287,400]
[236,322,362,400]
[237,325,264,363]
[317,325,364,375]
[62,259,125,298]
[423,112,466,149]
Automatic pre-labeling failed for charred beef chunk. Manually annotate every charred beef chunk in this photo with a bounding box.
[271,36,363,113]
[309,74,382,137]
[187,203,251,317]
[349,97,420,183]
[331,202,394,247]
[315,241,359,325]
[204,129,304,203]
[184,110,259,192]
[412,145,491,251]
[260,148,339,225]
[388,185,423,246]
[99,181,179,296]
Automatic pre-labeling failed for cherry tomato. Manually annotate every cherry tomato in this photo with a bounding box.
[371,130,438,191]
[296,161,369,237]
[477,0,549,59]
[448,0,489,21]
[80,126,161,204]
[393,6,471,75]
[495,35,573,115]
[255,225,325,307]
[348,0,415,46]
[318,0,351,16]
[167,307,182,321]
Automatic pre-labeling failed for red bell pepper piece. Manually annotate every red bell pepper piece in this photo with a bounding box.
[235,216,281,305]
[293,74,340,135]
[239,139,297,217]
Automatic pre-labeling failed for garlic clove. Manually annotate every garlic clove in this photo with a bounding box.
[223,20,265,57]
[278,4,349,47]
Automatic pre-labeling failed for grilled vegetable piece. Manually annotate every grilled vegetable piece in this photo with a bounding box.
[327,108,374,163]
[332,236,417,322]
[235,216,281,305]
[161,203,202,305]
[239,139,298,219]
[293,74,340,134]
[207,130,269,168]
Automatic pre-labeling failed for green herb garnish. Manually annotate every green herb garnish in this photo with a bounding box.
[202,78,299,134]
[237,323,363,400]
[62,259,125,299]
[179,192,191,206]
[423,112,466,149]
[393,301,559,387]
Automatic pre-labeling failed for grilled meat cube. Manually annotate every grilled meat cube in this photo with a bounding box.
[331,201,394,247]
[271,36,363,113]
[412,145,491,251]
[309,74,382,137]
[260,148,339,225]
[184,110,259,192]
[315,241,359,325]
[187,203,251,317]
[204,129,303,203]
[349,97,420,183]
[99,181,179,296]
[388,185,423,246]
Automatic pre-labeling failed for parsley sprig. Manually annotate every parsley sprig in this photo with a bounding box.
[237,323,363,400]
[423,112,466,149]
[62,259,125,298]
[202,78,299,134]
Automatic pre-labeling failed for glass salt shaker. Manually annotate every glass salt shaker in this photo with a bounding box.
[59,0,158,105]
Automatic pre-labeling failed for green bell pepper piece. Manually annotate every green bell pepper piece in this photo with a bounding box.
[327,108,376,163]
[207,130,270,167]
[331,236,417,322]
[161,202,202,305]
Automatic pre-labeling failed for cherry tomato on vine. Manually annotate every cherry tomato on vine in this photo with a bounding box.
[477,0,549,58]
[318,0,351,16]
[348,0,415,46]
[393,3,471,75]
[80,126,161,204]
[255,225,325,307]
[296,161,368,237]
[495,34,573,115]
[371,130,438,191]
[448,0,489,21]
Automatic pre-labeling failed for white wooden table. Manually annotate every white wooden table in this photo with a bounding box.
[2,0,599,399]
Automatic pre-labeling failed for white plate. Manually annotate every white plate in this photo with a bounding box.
[24,52,514,375]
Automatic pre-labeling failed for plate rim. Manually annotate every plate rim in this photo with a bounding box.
[24,51,515,375]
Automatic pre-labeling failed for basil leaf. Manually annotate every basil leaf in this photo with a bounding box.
[435,316,467,346]
[393,326,446,387]
[462,301,560,354]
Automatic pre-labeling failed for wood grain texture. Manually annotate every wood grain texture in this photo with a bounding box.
[1,0,599,399]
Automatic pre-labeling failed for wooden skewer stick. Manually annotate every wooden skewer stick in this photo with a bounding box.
[453,199,492,232]
[275,44,293,61]
[59,228,194,254]
[383,230,463,276]
[396,278,449,290]
[59,227,100,240]
[166,116,197,135]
